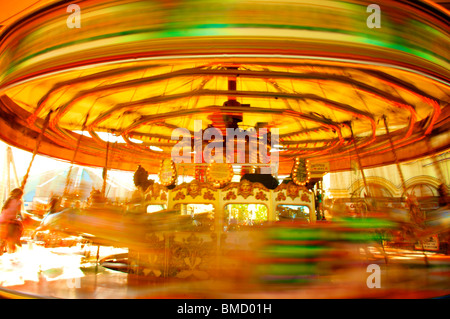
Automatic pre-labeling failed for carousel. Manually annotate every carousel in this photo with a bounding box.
[0,0,449,298]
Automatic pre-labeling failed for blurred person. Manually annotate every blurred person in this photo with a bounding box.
[31,195,63,239]
[62,197,72,209]
[438,184,449,207]
[0,188,24,254]
[315,189,322,219]
[322,198,333,221]
[364,193,377,211]
[74,200,81,210]
[406,193,424,226]
[357,201,368,218]
[39,195,62,224]
[88,189,106,207]
[48,195,62,214]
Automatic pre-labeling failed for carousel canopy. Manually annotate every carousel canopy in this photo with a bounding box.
[0,0,448,175]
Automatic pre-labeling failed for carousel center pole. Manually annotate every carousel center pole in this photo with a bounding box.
[20,111,53,190]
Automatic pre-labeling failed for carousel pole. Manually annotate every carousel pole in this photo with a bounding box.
[20,110,53,190]
[382,115,407,196]
[425,136,445,184]
[3,147,21,207]
[1,148,6,204]
[101,139,110,198]
[63,113,89,198]
[104,141,117,198]
[425,136,448,210]
[7,147,20,190]
[0,146,11,204]
[383,117,423,257]
[349,123,370,198]
[95,245,100,274]
[6,148,10,196]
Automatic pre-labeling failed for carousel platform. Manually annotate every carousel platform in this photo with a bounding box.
[0,241,449,299]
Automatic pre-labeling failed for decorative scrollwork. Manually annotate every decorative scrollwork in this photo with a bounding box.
[203,190,215,200]
[301,192,311,202]
[255,191,268,201]
[275,192,286,201]
[223,191,237,200]
[174,192,185,200]
[168,233,214,280]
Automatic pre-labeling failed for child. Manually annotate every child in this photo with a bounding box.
[0,188,24,253]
